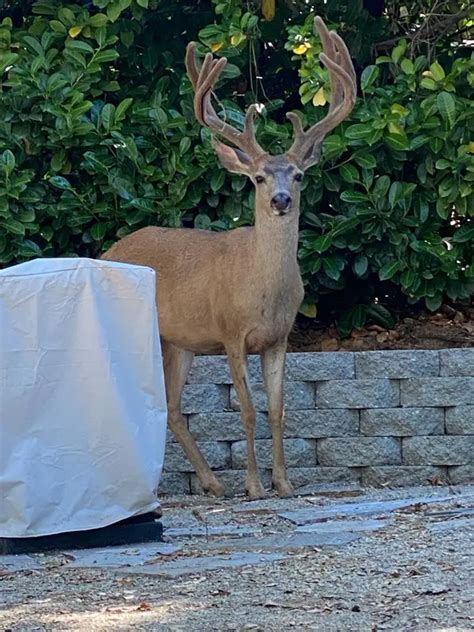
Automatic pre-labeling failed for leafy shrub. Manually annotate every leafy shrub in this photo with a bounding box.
[0,0,472,332]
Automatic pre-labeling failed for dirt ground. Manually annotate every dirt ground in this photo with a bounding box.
[1,484,473,632]
[288,304,474,352]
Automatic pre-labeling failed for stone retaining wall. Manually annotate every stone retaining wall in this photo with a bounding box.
[159,349,474,495]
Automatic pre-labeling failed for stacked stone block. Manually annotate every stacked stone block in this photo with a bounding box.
[159,348,474,494]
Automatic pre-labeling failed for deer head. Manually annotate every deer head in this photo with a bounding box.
[185,16,356,218]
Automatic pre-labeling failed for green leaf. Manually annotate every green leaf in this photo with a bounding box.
[107,2,123,22]
[353,254,368,277]
[91,223,107,240]
[429,61,445,81]
[299,302,317,318]
[386,132,410,151]
[23,35,43,56]
[420,77,436,90]
[366,304,395,329]
[379,260,401,281]
[360,65,379,91]
[351,304,367,329]
[101,103,115,131]
[89,13,109,27]
[400,269,417,288]
[345,124,373,141]
[136,0,149,6]
[50,20,67,33]
[391,41,406,64]
[94,49,119,63]
[331,218,359,238]
[58,7,75,25]
[339,164,359,183]
[49,176,72,190]
[115,97,133,122]
[179,136,191,155]
[436,91,456,127]
[1,218,25,235]
[388,182,404,207]
[210,168,225,193]
[66,39,94,54]
[373,175,391,198]
[401,58,414,74]
[2,149,15,175]
[311,234,333,253]
[452,225,474,243]
[340,190,368,204]
[354,153,376,169]
[425,295,442,312]
[323,254,344,280]
[435,159,451,170]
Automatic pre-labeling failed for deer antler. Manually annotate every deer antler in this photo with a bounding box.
[286,16,357,166]
[185,42,265,158]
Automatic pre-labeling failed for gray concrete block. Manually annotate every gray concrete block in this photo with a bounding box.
[400,377,474,407]
[284,409,359,438]
[361,466,447,488]
[230,381,314,412]
[286,352,355,380]
[164,441,231,472]
[318,437,401,466]
[448,464,474,484]
[356,350,439,378]
[231,438,316,469]
[403,436,474,465]
[317,379,400,409]
[440,348,474,377]
[158,472,191,495]
[287,466,361,489]
[187,355,231,384]
[360,408,444,436]
[445,406,474,435]
[187,355,263,384]
[182,383,229,414]
[188,412,270,441]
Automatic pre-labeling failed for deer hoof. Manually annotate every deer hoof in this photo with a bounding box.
[246,480,268,500]
[274,479,294,498]
[205,479,226,497]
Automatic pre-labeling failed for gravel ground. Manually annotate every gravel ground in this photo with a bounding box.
[1,484,473,632]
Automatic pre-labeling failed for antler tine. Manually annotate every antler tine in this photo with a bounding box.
[185,41,264,157]
[287,16,356,164]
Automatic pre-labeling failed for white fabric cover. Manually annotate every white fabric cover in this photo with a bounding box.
[0,258,167,537]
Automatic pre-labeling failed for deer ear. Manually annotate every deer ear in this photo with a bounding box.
[212,138,252,175]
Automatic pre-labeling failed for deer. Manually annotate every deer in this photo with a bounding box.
[102,17,356,500]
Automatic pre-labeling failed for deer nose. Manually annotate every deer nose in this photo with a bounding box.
[271,193,291,212]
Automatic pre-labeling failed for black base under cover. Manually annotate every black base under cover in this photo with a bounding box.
[0,512,163,554]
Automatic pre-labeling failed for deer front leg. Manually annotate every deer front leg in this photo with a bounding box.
[226,344,267,499]
[163,341,225,497]
[261,341,293,497]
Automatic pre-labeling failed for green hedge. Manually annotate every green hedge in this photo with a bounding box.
[0,0,472,331]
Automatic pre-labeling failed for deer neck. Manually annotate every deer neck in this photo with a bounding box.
[253,204,300,280]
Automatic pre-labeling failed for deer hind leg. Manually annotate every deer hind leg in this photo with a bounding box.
[261,341,293,497]
[226,343,267,499]
[163,341,225,497]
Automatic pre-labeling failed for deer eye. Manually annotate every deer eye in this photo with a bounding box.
[255,175,265,184]
[294,173,303,182]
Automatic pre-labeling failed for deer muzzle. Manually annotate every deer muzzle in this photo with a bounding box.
[271,193,292,215]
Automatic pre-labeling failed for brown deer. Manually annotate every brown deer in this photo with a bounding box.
[102,17,356,499]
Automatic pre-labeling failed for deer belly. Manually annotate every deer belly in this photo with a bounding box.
[245,323,290,353]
